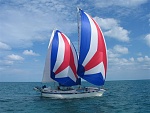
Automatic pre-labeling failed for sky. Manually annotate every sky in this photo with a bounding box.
[0,0,150,82]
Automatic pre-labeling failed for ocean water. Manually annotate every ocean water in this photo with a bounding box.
[0,80,150,113]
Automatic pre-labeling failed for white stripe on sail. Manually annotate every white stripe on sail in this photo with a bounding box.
[53,33,65,72]
[82,13,98,66]
[48,30,55,48]
[55,66,76,82]
[67,66,76,82]
[84,62,105,80]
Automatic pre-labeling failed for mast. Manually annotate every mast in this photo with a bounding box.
[77,8,82,86]
[77,7,80,56]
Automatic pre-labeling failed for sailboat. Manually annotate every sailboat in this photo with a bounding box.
[34,9,107,99]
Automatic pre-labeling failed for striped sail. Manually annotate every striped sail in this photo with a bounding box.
[42,30,80,86]
[78,9,107,86]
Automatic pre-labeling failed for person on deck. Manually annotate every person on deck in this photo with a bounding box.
[42,85,46,89]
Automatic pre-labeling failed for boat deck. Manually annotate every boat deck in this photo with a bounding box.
[41,87,102,94]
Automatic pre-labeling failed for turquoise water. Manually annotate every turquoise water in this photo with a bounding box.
[0,80,150,113]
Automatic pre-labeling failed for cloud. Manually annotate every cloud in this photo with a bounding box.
[0,0,77,48]
[129,57,134,62]
[23,50,39,56]
[7,54,24,61]
[136,56,150,70]
[104,27,129,42]
[0,42,11,50]
[107,45,129,59]
[0,9,51,48]
[108,54,150,71]
[0,54,24,66]
[108,57,134,67]
[107,45,135,70]
[145,34,150,47]
[137,56,150,62]
[95,18,118,30]
[137,57,144,62]
[94,17,130,42]
[0,60,14,65]
[113,45,128,54]
[94,0,148,8]
[107,50,120,58]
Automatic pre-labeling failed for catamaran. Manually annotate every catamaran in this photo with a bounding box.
[34,8,107,99]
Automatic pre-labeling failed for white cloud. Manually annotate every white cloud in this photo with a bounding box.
[0,60,14,65]
[23,50,39,56]
[136,56,150,70]
[94,17,130,42]
[137,56,150,62]
[145,56,150,61]
[113,45,128,54]
[118,0,148,7]
[104,27,129,42]
[109,54,150,72]
[0,1,77,48]
[0,42,11,50]
[145,34,150,47]
[107,45,129,59]
[7,54,24,61]
[109,57,134,67]
[94,0,148,8]
[94,18,118,30]
[137,57,144,62]
[129,57,135,62]
[0,9,51,48]
[107,50,120,58]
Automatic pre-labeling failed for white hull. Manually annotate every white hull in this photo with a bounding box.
[40,87,105,99]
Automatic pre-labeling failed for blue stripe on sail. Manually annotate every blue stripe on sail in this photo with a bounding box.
[55,77,79,86]
[51,30,59,71]
[79,10,91,65]
[83,73,105,86]
[51,72,81,86]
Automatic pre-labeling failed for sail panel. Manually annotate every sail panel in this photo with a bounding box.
[78,9,107,86]
[50,30,79,86]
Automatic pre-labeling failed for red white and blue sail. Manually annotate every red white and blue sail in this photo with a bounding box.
[78,9,107,86]
[42,30,80,86]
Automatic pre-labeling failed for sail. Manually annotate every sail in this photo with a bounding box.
[42,30,55,83]
[43,30,80,86]
[77,9,107,86]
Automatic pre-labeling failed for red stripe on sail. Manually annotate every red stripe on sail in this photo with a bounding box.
[85,51,103,71]
[55,33,77,78]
